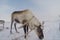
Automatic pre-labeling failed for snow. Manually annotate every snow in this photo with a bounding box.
[44,21,60,40]
[0,21,60,40]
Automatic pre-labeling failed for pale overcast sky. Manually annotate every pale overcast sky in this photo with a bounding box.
[0,0,60,22]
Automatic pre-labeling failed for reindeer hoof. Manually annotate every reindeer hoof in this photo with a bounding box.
[24,35,26,38]
[10,32,13,34]
[10,31,13,34]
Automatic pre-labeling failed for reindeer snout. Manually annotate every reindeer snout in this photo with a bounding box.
[39,34,44,39]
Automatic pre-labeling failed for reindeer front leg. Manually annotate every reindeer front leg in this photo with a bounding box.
[23,24,28,38]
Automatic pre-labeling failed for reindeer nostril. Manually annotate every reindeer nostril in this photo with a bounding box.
[39,36,43,39]
[38,34,44,39]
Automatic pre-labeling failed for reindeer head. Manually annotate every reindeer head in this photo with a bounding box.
[36,25,44,39]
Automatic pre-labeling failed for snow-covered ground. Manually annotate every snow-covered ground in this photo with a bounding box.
[0,21,60,40]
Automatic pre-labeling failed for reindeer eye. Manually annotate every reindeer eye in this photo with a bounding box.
[40,25,41,26]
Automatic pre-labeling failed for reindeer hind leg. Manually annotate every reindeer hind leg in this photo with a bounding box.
[14,23,19,33]
[10,20,14,34]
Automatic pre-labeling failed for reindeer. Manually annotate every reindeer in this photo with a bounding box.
[10,9,44,39]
